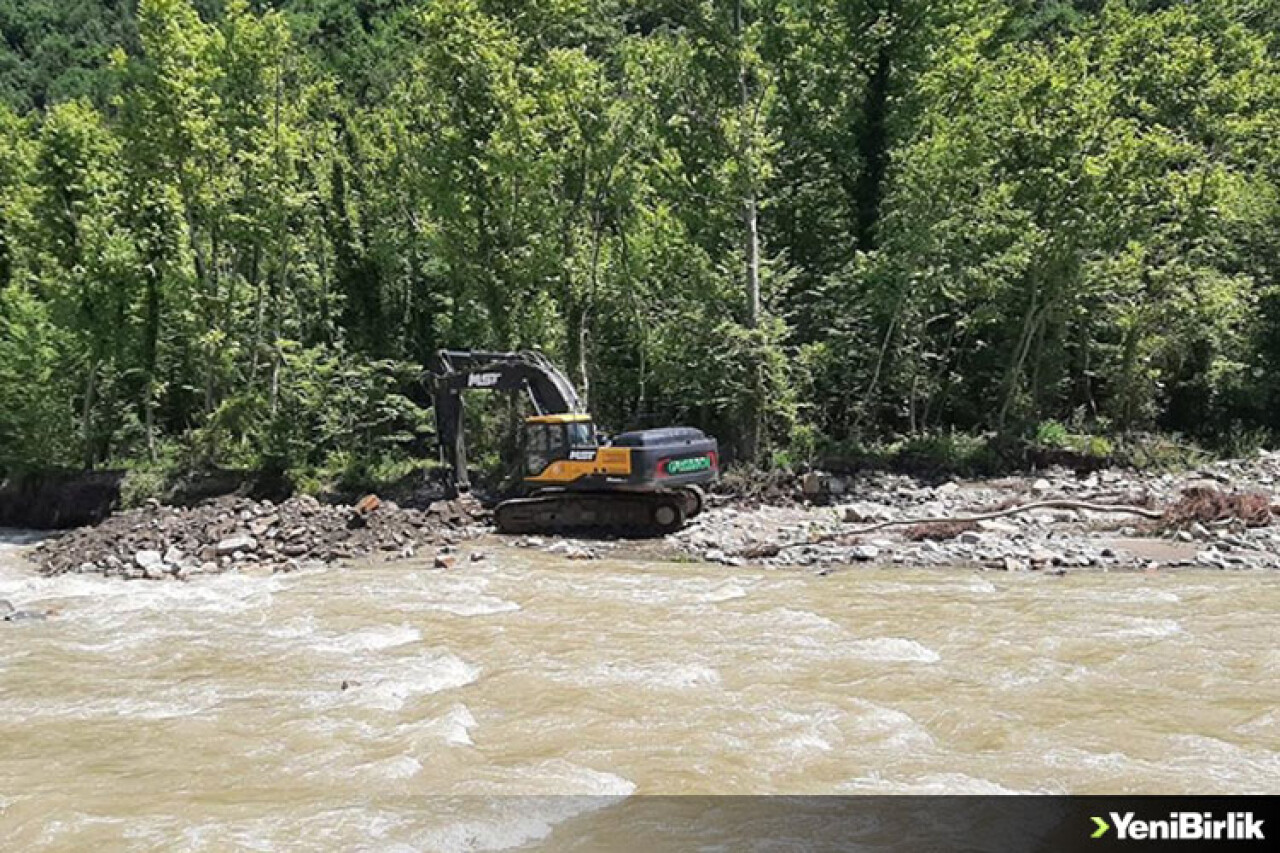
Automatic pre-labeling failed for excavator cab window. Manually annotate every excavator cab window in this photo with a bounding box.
[525,423,567,475]
[565,421,597,448]
[525,420,597,476]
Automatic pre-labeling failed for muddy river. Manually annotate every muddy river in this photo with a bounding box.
[1,531,1277,849]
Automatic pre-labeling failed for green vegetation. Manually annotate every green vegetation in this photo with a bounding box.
[2,1,1278,486]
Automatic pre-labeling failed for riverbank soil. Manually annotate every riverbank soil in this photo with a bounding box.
[0,471,124,530]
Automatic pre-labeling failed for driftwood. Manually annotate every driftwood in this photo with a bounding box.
[737,499,1165,559]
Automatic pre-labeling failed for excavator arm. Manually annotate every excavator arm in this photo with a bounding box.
[430,350,584,494]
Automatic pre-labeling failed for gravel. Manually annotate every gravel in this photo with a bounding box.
[677,452,1280,572]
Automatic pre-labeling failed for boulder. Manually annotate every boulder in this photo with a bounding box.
[249,515,278,536]
[134,549,164,570]
[842,502,895,523]
[977,519,1021,535]
[1027,547,1063,565]
[215,535,258,556]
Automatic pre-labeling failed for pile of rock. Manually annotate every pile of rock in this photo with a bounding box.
[34,494,488,580]
[676,453,1280,572]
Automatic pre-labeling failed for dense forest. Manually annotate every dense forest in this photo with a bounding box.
[1,0,1279,488]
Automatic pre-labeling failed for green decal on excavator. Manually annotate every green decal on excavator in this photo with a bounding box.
[665,456,711,475]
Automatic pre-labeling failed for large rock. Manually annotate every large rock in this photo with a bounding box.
[215,535,258,556]
[977,519,1021,535]
[135,550,164,569]
[842,502,895,523]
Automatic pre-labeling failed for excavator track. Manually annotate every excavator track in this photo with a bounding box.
[495,491,688,536]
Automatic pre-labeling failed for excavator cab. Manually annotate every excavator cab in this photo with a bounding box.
[522,413,639,489]
[523,413,597,476]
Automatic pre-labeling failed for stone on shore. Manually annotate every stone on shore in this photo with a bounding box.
[216,535,258,556]
[134,550,163,570]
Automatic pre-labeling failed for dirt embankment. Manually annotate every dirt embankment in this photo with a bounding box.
[0,471,125,530]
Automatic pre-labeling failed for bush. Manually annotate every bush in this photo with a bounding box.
[117,442,185,508]
[891,431,1004,476]
[1031,420,1114,459]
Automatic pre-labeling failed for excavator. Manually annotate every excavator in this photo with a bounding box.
[429,350,718,535]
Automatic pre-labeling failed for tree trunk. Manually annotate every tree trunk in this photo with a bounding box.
[81,357,98,469]
[857,292,906,433]
[566,298,589,407]
[998,281,1042,431]
[142,268,161,460]
[738,0,761,330]
[854,45,892,253]
[737,0,762,462]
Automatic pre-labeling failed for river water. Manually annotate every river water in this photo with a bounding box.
[2,530,1278,850]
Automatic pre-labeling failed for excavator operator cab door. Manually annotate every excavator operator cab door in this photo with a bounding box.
[524,423,565,476]
[524,419,598,477]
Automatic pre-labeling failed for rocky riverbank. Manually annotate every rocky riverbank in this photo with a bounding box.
[33,494,488,580]
[19,451,1280,580]
[676,451,1280,572]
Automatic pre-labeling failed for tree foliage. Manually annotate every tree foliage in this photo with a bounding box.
[1,0,1278,478]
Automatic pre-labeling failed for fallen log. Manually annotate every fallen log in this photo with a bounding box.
[737,499,1165,559]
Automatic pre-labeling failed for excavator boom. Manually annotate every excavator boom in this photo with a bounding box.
[431,350,583,492]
